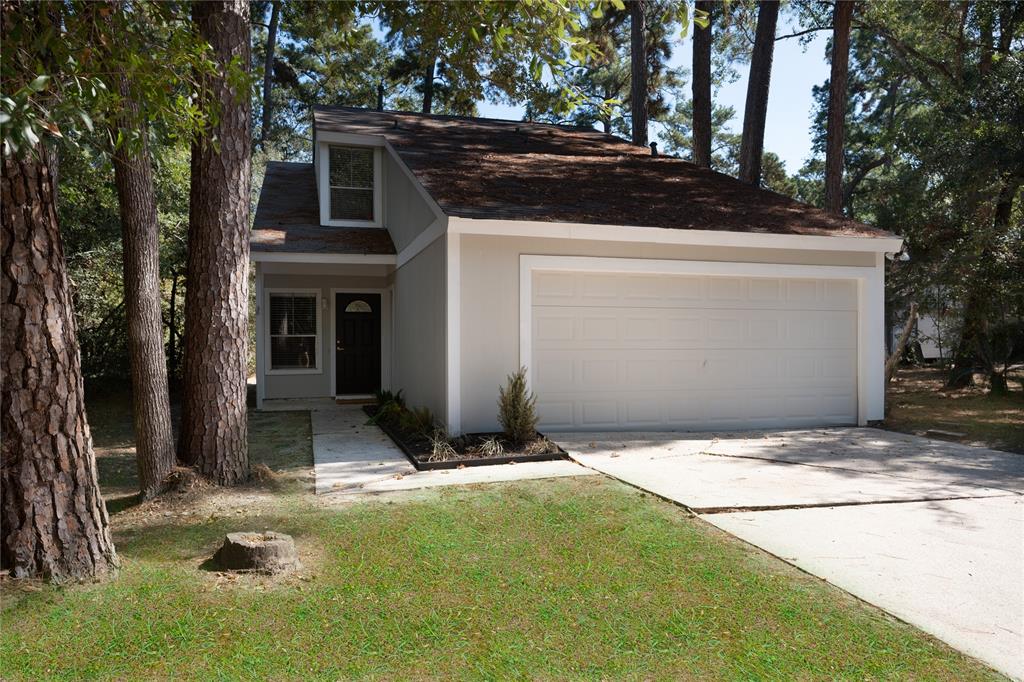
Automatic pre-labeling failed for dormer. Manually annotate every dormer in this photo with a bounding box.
[312,128,384,228]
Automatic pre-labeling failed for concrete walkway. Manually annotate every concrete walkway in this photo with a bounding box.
[293,403,594,495]
[310,405,414,494]
[558,428,1024,680]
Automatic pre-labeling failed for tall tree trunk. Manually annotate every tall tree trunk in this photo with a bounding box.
[112,83,176,499]
[179,0,251,485]
[738,0,780,185]
[421,56,435,114]
[824,0,854,214]
[258,0,281,151]
[629,0,648,146]
[692,0,713,167]
[1,148,119,582]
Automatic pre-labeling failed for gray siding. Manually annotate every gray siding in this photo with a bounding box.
[383,153,436,252]
[392,236,447,423]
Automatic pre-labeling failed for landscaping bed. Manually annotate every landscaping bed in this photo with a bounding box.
[364,404,567,470]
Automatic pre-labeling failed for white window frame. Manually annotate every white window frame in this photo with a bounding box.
[265,287,323,376]
[316,132,383,228]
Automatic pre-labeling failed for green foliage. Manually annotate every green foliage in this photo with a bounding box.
[56,140,191,381]
[374,388,405,409]
[399,406,437,437]
[524,0,687,136]
[797,0,1024,387]
[498,367,539,445]
[1,2,232,157]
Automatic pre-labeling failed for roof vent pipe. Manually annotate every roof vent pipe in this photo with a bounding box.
[649,142,658,157]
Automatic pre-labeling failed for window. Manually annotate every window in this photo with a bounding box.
[328,146,374,221]
[344,300,372,313]
[269,292,318,371]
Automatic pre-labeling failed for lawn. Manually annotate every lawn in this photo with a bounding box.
[0,395,1003,680]
[886,366,1024,453]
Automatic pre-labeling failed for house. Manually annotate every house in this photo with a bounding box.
[251,106,904,434]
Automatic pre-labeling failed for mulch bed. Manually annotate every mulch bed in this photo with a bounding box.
[363,405,567,471]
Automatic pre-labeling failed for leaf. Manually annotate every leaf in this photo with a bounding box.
[78,110,94,133]
[40,120,62,138]
[27,75,50,93]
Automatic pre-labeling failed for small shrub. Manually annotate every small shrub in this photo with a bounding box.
[374,388,404,408]
[498,366,538,445]
[427,430,457,462]
[399,406,435,436]
[478,436,504,457]
[368,399,404,426]
[524,437,559,456]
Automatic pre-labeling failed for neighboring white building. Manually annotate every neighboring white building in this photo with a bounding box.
[251,107,903,434]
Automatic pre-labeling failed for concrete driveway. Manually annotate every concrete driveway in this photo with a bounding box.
[557,428,1024,680]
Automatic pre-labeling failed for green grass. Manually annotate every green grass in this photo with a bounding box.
[0,394,1001,680]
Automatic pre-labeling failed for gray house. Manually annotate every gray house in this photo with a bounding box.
[251,106,903,434]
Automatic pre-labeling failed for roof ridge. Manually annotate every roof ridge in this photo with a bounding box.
[312,104,614,138]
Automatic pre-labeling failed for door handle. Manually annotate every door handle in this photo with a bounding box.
[336,341,344,351]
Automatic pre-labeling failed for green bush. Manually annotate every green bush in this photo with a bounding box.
[398,406,435,436]
[498,367,538,445]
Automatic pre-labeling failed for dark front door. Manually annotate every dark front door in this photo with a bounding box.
[335,293,381,395]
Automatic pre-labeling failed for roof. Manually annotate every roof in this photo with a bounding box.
[252,161,395,255]
[311,106,894,240]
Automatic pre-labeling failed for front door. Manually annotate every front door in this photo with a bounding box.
[335,293,381,395]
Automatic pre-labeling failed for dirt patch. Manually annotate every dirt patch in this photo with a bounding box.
[885,367,1024,453]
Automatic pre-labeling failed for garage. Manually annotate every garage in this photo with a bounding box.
[526,263,862,431]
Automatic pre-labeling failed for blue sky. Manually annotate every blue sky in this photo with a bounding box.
[478,27,831,174]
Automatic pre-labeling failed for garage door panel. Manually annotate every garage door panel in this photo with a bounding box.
[534,306,856,351]
[532,272,857,311]
[531,270,859,431]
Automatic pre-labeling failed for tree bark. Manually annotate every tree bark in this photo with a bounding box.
[886,302,917,384]
[824,0,854,214]
[179,0,251,485]
[1,148,119,582]
[692,0,713,167]
[738,0,780,185]
[111,82,176,499]
[630,0,648,147]
[421,57,435,114]
[258,0,281,151]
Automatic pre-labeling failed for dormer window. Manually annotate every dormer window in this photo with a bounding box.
[329,146,375,221]
[315,136,383,227]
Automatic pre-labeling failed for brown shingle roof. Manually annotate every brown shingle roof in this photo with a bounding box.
[313,106,894,239]
[252,161,395,255]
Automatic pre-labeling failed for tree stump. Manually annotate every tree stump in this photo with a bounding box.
[213,532,300,574]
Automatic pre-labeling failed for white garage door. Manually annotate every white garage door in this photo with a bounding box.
[530,270,858,431]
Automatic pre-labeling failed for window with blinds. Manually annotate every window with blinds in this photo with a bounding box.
[269,293,318,370]
[328,146,374,221]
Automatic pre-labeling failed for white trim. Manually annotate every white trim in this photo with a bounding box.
[254,262,265,409]
[264,287,323,376]
[445,233,462,433]
[317,142,383,228]
[329,288,392,397]
[316,130,386,147]
[518,255,885,427]
[396,217,447,268]
[452,217,903,253]
[250,252,396,265]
